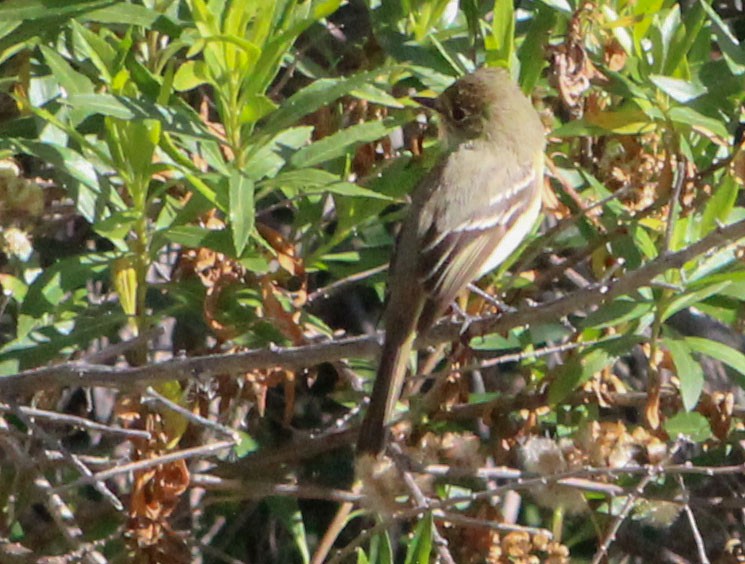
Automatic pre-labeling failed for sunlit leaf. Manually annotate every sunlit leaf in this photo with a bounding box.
[229,170,255,257]
[291,117,405,169]
[664,336,704,411]
[686,337,745,389]
[664,411,711,442]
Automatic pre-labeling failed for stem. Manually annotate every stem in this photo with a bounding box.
[130,176,151,365]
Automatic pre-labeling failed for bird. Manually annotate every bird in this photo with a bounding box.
[356,66,546,456]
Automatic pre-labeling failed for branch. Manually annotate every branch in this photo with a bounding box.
[3,218,745,395]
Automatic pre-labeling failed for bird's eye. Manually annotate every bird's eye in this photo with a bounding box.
[451,106,466,122]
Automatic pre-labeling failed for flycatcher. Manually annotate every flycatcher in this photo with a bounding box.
[356,67,545,456]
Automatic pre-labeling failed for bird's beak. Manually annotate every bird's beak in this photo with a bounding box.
[413,96,440,113]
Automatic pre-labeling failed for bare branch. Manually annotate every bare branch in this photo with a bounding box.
[2,217,744,396]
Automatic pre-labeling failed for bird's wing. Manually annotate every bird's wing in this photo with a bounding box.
[415,153,541,331]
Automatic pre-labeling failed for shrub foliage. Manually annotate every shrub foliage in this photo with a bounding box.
[0,0,744,562]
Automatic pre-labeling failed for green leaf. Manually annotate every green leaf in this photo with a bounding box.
[21,253,113,318]
[526,322,574,345]
[351,83,404,108]
[0,139,111,222]
[369,531,394,564]
[240,93,278,124]
[0,274,27,303]
[701,175,738,235]
[93,210,141,249]
[649,75,706,103]
[39,45,95,95]
[81,3,172,27]
[586,107,656,134]
[664,336,704,410]
[321,182,393,200]
[229,170,255,257]
[580,298,654,330]
[234,431,259,457]
[245,126,314,182]
[173,60,212,91]
[265,497,310,564]
[115,118,161,189]
[700,0,745,67]
[0,0,115,20]
[404,513,433,564]
[64,94,213,139]
[260,70,389,140]
[0,308,126,370]
[471,332,522,351]
[517,5,554,92]
[663,411,711,442]
[685,336,745,389]
[291,117,404,169]
[70,19,117,83]
[661,281,732,322]
[548,348,612,405]
[552,119,610,137]
[485,0,515,68]
[668,106,729,139]
[259,169,341,191]
[161,226,235,255]
[665,0,707,75]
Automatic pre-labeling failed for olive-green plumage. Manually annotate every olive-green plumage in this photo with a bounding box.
[357,67,546,456]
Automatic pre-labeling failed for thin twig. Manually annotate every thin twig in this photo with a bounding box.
[391,446,456,564]
[442,389,681,422]
[83,326,164,364]
[435,511,551,538]
[663,160,687,253]
[53,439,236,492]
[192,474,363,504]
[2,216,745,395]
[143,386,240,441]
[311,499,355,564]
[10,406,124,511]
[591,472,655,564]
[676,474,710,564]
[326,514,390,564]
[0,424,106,564]
[683,504,710,564]
[0,403,151,440]
[307,264,388,303]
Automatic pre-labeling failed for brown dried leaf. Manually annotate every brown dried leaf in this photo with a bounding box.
[550,9,598,110]
[698,391,734,440]
[443,503,502,563]
[604,37,627,72]
[257,223,305,279]
[260,277,305,344]
[203,268,242,341]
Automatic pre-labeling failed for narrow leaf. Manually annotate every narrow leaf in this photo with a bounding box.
[701,175,738,235]
[649,75,706,103]
[291,117,404,169]
[64,94,213,139]
[229,170,255,257]
[261,70,388,139]
[0,0,114,20]
[39,45,95,95]
[486,0,515,67]
[664,336,704,410]
[686,336,745,389]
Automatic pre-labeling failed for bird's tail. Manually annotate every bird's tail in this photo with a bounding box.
[356,325,417,456]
